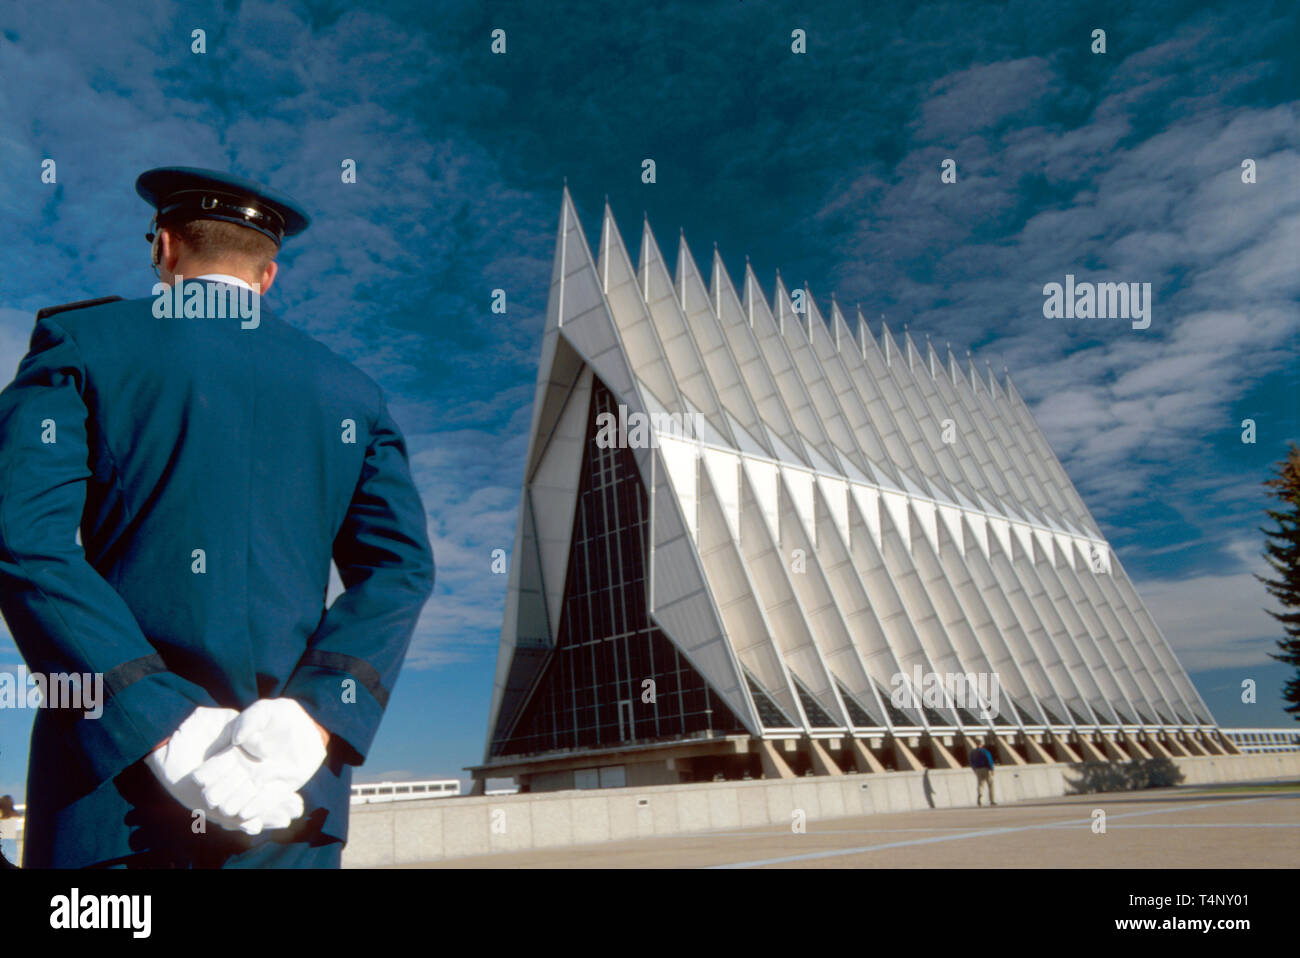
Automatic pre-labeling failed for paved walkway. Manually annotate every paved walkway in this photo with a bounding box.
[410,782,1300,868]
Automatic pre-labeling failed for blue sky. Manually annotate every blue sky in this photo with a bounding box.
[0,0,1296,801]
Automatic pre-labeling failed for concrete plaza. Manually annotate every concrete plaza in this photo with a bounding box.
[409,781,1300,868]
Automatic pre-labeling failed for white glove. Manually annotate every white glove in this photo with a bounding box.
[192,698,327,819]
[146,706,303,835]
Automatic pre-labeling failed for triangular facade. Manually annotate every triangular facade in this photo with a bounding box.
[482,188,1219,779]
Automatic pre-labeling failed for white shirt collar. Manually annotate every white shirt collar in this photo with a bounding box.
[191,273,256,292]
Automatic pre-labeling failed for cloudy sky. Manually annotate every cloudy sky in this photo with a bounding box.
[0,0,1296,801]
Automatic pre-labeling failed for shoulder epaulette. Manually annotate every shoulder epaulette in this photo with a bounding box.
[36,296,124,322]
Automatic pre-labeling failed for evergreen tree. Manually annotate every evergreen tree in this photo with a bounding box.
[1258,442,1300,720]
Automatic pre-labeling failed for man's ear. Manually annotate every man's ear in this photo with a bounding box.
[159,227,183,274]
[259,260,278,294]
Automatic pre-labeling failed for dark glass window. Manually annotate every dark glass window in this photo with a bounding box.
[792,674,839,728]
[1091,702,1119,725]
[745,671,797,728]
[837,682,884,728]
[991,695,1019,726]
[875,679,921,727]
[492,378,746,757]
[921,704,954,728]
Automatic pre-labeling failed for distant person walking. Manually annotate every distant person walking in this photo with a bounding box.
[971,744,996,806]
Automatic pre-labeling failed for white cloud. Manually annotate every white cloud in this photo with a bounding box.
[1140,569,1282,672]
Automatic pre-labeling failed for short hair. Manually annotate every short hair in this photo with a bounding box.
[165,217,278,274]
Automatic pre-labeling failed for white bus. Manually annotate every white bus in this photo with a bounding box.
[350,779,461,805]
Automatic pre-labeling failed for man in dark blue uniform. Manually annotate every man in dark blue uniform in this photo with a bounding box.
[0,168,435,867]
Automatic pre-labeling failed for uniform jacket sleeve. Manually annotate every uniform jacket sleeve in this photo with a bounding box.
[282,391,435,766]
[0,317,214,782]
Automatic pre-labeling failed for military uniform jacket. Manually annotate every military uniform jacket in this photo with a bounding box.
[0,284,435,867]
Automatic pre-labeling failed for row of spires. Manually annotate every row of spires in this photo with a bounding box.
[758,262,1017,403]
[582,180,1023,403]
[572,181,1016,405]
[638,211,1025,405]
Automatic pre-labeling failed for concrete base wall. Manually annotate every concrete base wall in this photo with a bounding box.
[341,750,1300,867]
